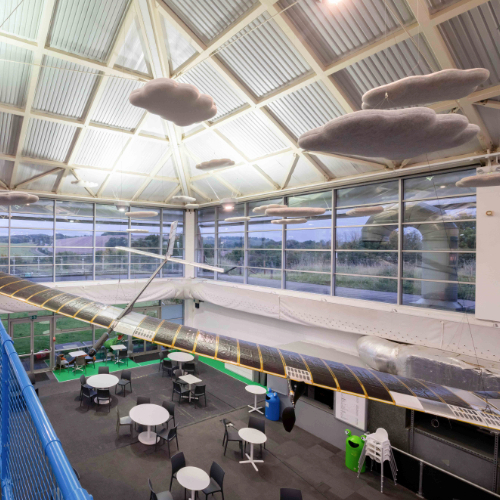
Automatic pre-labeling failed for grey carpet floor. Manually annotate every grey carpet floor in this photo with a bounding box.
[40,361,415,500]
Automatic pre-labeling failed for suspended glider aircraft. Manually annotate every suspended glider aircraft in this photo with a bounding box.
[0,220,499,432]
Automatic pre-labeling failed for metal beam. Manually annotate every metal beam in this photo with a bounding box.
[14,167,63,189]
[282,154,299,190]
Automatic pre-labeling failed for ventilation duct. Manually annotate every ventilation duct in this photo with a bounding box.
[357,336,500,392]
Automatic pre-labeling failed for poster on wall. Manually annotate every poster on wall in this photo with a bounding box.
[334,392,368,431]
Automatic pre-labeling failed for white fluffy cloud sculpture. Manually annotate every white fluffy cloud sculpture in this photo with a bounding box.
[252,204,287,213]
[196,159,235,171]
[266,207,326,217]
[298,108,479,161]
[346,206,384,216]
[456,172,500,187]
[362,69,489,109]
[129,79,217,126]
[172,196,197,203]
[0,191,39,206]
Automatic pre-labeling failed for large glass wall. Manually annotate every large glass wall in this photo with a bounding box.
[196,168,477,313]
[0,199,184,282]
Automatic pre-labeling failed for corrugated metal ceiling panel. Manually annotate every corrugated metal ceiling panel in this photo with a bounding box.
[139,179,178,202]
[0,0,44,41]
[160,0,258,44]
[313,154,380,178]
[100,172,143,200]
[33,55,100,119]
[425,0,462,14]
[333,35,439,109]
[142,114,168,139]
[279,0,414,66]
[73,128,129,169]
[475,106,500,146]
[266,81,345,140]
[192,177,234,200]
[217,12,312,98]
[157,155,177,178]
[161,17,198,72]
[218,166,272,195]
[119,138,170,174]
[115,19,151,75]
[61,169,109,196]
[0,112,22,156]
[91,78,145,130]
[0,43,33,107]
[0,160,14,187]
[48,0,132,63]
[23,119,78,162]
[438,0,500,88]
[178,61,247,122]
[14,163,60,191]
[217,111,288,159]
[183,131,244,171]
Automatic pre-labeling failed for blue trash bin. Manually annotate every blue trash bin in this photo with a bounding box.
[265,390,280,421]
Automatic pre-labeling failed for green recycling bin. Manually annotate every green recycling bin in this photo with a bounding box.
[345,429,366,473]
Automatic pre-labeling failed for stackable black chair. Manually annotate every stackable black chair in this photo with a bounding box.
[202,462,225,500]
[169,452,186,491]
[115,370,132,397]
[221,418,243,459]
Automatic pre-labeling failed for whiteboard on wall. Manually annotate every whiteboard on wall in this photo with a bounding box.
[334,392,367,431]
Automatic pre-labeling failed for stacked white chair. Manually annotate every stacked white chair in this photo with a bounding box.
[357,428,397,493]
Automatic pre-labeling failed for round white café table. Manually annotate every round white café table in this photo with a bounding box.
[239,427,267,472]
[245,385,267,414]
[86,374,119,405]
[177,466,210,500]
[168,352,194,374]
[129,404,169,446]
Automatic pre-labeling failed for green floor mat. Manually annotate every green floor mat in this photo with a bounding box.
[198,357,266,388]
[52,358,143,382]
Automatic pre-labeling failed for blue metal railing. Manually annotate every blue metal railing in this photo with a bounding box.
[0,323,92,500]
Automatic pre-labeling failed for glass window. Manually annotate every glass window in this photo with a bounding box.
[335,275,397,303]
[404,196,476,223]
[218,249,244,267]
[404,169,476,200]
[336,252,398,277]
[336,226,398,250]
[56,201,94,217]
[286,228,331,249]
[337,181,399,207]
[248,232,282,249]
[248,268,281,288]
[11,229,53,246]
[336,203,398,227]
[55,230,93,246]
[247,250,281,268]
[285,271,331,295]
[403,252,475,282]
[403,222,476,251]
[285,251,331,272]
[248,198,283,214]
[219,233,244,248]
[218,266,244,283]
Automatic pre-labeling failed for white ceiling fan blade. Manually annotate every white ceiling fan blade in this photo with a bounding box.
[168,257,225,273]
[115,247,166,260]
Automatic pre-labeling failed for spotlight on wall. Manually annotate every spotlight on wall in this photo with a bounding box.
[115,202,129,212]
[220,198,236,211]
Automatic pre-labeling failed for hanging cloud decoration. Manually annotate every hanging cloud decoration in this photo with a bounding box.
[0,191,39,206]
[266,207,326,217]
[346,206,384,216]
[252,204,287,213]
[129,78,217,126]
[71,179,98,188]
[271,218,307,224]
[172,196,197,203]
[361,69,489,109]
[126,229,149,233]
[184,204,199,208]
[298,108,479,160]
[125,211,158,218]
[196,159,235,171]
[225,216,251,222]
[456,172,500,187]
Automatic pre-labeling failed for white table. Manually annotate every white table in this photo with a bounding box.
[68,350,87,358]
[245,385,267,414]
[179,374,202,402]
[110,344,127,364]
[239,427,267,471]
[129,404,169,446]
[168,352,194,374]
[87,374,119,405]
[177,467,210,500]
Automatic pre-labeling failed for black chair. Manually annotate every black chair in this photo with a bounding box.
[202,462,225,500]
[98,366,109,375]
[84,352,95,368]
[115,370,132,397]
[80,386,96,410]
[162,401,176,428]
[29,373,39,396]
[137,396,150,405]
[173,369,187,387]
[172,382,190,403]
[116,408,133,435]
[148,478,173,500]
[184,362,196,375]
[96,389,110,412]
[222,418,243,459]
[73,356,86,374]
[118,349,129,366]
[158,351,168,372]
[162,359,174,378]
[169,452,186,491]
[248,416,266,454]
[280,489,302,500]
[79,375,92,401]
[155,425,179,456]
[191,385,206,407]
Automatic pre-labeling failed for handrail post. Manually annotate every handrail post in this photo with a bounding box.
[417,460,424,498]
[493,431,499,493]
[1,339,12,497]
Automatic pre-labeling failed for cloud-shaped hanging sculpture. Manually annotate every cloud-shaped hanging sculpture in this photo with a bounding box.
[456,172,500,187]
[126,229,149,233]
[196,159,235,171]
[172,196,197,203]
[129,79,217,126]
[71,179,99,188]
[298,108,479,161]
[346,206,385,216]
[225,216,251,222]
[252,204,287,213]
[361,69,489,109]
[185,204,199,209]
[271,218,307,224]
[125,211,158,218]
[266,207,326,217]
[0,191,39,206]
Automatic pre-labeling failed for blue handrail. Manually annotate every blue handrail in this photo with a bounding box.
[0,322,92,500]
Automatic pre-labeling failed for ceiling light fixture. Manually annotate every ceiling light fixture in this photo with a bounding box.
[115,203,129,212]
[221,198,236,211]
